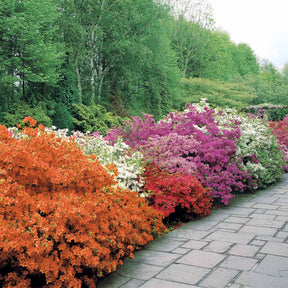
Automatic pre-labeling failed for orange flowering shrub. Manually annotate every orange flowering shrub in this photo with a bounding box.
[0,119,166,288]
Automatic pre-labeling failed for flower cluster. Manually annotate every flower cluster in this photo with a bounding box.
[107,99,285,205]
[270,116,288,171]
[9,126,145,192]
[142,164,212,218]
[69,131,145,192]
[0,120,166,288]
[213,105,285,189]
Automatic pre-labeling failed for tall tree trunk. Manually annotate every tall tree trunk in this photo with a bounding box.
[75,55,82,103]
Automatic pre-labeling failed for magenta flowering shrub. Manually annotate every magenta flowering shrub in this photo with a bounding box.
[140,133,199,175]
[107,104,248,205]
[105,114,170,147]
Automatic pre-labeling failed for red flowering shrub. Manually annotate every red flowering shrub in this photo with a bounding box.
[270,116,288,171]
[0,120,166,287]
[270,116,288,147]
[142,164,213,218]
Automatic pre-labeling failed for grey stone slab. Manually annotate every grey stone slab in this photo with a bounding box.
[276,231,288,239]
[249,213,276,220]
[252,203,280,210]
[166,228,211,240]
[224,216,249,224]
[140,278,198,288]
[254,255,288,277]
[181,239,208,249]
[115,262,164,281]
[260,241,288,257]
[181,220,220,231]
[204,210,230,221]
[255,235,284,243]
[235,271,288,288]
[225,207,256,216]
[252,196,280,204]
[204,240,233,253]
[265,209,288,216]
[279,204,288,211]
[199,267,239,288]
[249,239,266,246]
[254,208,267,214]
[215,222,243,231]
[220,255,258,271]
[239,225,277,236]
[176,250,226,268]
[275,215,288,221]
[282,223,288,232]
[246,218,285,228]
[156,263,210,285]
[254,253,266,260]
[205,231,254,244]
[120,279,145,288]
[97,274,130,288]
[133,250,181,266]
[145,237,186,252]
[172,247,191,254]
[228,244,260,257]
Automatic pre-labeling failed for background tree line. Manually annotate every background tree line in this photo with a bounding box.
[1,0,288,132]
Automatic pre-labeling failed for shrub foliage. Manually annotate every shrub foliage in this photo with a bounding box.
[142,164,213,218]
[0,118,166,288]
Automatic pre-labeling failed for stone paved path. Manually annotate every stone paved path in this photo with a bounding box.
[98,174,288,288]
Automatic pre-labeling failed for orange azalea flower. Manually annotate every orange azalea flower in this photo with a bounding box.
[23,116,37,127]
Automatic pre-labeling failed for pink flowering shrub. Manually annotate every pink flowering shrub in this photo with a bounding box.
[140,133,199,175]
[107,104,248,205]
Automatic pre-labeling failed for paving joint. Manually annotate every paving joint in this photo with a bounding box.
[98,174,288,288]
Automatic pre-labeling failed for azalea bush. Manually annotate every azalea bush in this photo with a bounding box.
[142,164,213,218]
[107,99,286,204]
[0,118,166,288]
[269,115,288,171]
[140,133,199,175]
[270,115,288,147]
[107,102,247,205]
[9,126,145,192]
[214,105,285,189]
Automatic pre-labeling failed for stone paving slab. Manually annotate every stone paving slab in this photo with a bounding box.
[254,255,288,277]
[156,263,210,285]
[235,271,288,288]
[198,267,239,288]
[98,174,288,288]
[176,250,226,268]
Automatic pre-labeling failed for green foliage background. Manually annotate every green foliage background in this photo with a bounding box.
[1,0,288,130]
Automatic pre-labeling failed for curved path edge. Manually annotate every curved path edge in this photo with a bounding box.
[98,174,288,288]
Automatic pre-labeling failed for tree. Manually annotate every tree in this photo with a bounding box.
[0,0,63,102]
[59,0,180,118]
[233,43,259,76]
[164,0,214,78]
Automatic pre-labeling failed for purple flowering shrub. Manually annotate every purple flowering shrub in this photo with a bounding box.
[107,104,248,205]
[106,100,285,205]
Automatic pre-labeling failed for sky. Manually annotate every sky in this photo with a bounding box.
[208,0,288,70]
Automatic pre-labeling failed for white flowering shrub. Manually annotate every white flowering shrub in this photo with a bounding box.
[69,130,144,192]
[8,126,144,192]
[213,106,285,190]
